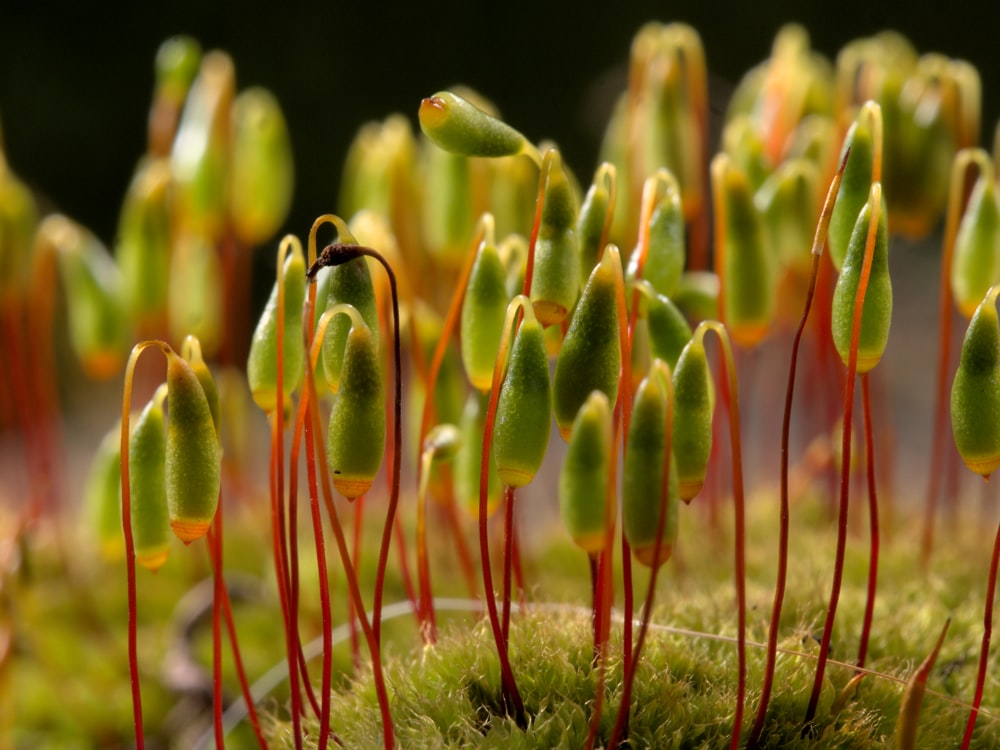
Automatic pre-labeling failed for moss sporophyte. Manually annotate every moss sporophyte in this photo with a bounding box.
[9,18,1000,750]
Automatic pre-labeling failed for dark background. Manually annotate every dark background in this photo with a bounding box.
[1,1,995,252]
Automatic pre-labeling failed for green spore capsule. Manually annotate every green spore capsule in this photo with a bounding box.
[628,171,686,299]
[455,390,501,518]
[165,350,221,543]
[229,87,294,246]
[553,248,621,440]
[530,150,581,326]
[493,305,552,488]
[327,315,385,499]
[576,164,612,286]
[115,159,171,329]
[715,157,773,349]
[130,385,170,571]
[421,141,476,267]
[168,233,223,358]
[461,219,509,391]
[559,390,612,554]
[673,271,719,322]
[643,285,694,369]
[43,216,129,379]
[320,256,379,394]
[672,331,713,502]
[246,238,307,413]
[85,423,123,562]
[418,90,530,159]
[182,335,220,436]
[831,184,892,373]
[829,110,877,272]
[951,286,1000,478]
[755,159,819,275]
[623,366,678,568]
[951,176,1000,319]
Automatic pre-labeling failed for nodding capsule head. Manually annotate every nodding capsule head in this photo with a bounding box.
[559,391,613,554]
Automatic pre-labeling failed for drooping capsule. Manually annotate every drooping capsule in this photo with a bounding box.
[831,183,892,373]
[672,330,713,502]
[461,219,509,391]
[951,286,1000,478]
[165,350,222,543]
[559,390,612,554]
[129,385,170,570]
[627,170,686,299]
[85,423,123,562]
[320,256,379,394]
[576,164,613,286]
[492,304,551,488]
[246,238,307,413]
[644,287,694,369]
[828,107,878,272]
[951,174,1000,319]
[182,335,220,435]
[455,390,501,518]
[168,233,223,358]
[418,90,531,159]
[326,314,385,499]
[229,87,294,246]
[530,150,580,327]
[623,365,678,567]
[553,249,621,439]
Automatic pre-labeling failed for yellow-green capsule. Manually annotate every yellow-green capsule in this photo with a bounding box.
[421,140,476,267]
[115,158,171,329]
[559,390,612,554]
[170,51,234,242]
[461,221,509,391]
[85,423,123,562]
[182,335,220,436]
[418,90,531,159]
[951,286,1000,478]
[493,306,551,488]
[320,257,379,394]
[0,150,39,300]
[628,172,685,299]
[623,367,679,568]
[130,385,170,571]
[831,184,892,373]
[645,289,694,369]
[167,233,223,358]
[553,249,621,439]
[490,154,538,240]
[165,350,221,543]
[455,390,501,518]
[755,159,819,275]
[672,331,713,502]
[576,165,612,287]
[530,150,580,326]
[43,216,129,379]
[229,87,294,246]
[951,176,1000,319]
[327,316,385,499]
[673,270,719,322]
[829,112,876,272]
[148,36,201,155]
[714,157,773,348]
[246,238,307,413]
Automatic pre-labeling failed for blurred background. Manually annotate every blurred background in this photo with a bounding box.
[1,0,996,250]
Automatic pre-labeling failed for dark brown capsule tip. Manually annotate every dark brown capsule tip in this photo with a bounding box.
[307,243,370,279]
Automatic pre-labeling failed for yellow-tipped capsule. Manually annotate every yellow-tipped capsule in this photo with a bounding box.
[41,215,128,379]
[553,249,621,439]
[165,350,221,543]
[170,51,234,242]
[129,385,170,571]
[455,390,501,518]
[85,423,124,562]
[418,90,530,159]
[623,366,678,568]
[627,170,685,299]
[530,150,580,326]
[831,183,892,373]
[672,330,713,502]
[829,108,877,272]
[115,159,171,329]
[493,305,551,488]
[461,219,509,391]
[951,174,1000,319]
[320,257,379,394]
[559,391,612,554]
[167,233,223,358]
[246,238,307,413]
[951,286,1000,478]
[327,314,385,499]
[182,335,220,435]
[229,87,294,246]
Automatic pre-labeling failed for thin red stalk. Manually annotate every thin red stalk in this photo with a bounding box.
[748,147,848,749]
[856,374,880,668]
[501,485,516,649]
[307,388,395,749]
[961,517,1000,749]
[804,187,883,729]
[206,528,268,750]
[211,495,224,749]
[302,371,334,750]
